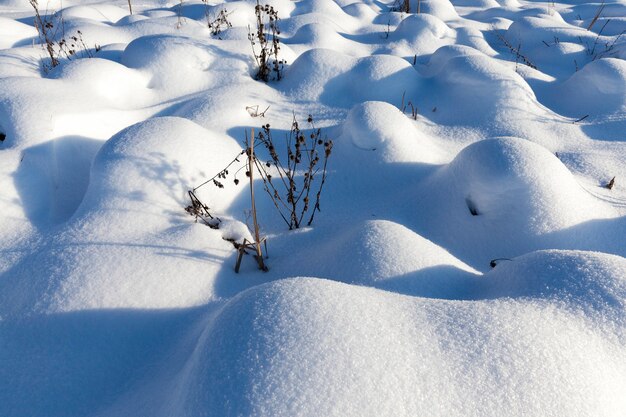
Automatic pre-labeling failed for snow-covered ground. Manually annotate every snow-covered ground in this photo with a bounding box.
[1,0,625,415]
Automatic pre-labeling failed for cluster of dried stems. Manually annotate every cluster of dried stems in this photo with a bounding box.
[254,115,333,230]
[206,8,233,37]
[186,115,333,271]
[29,0,100,71]
[400,92,418,120]
[579,22,625,61]
[248,0,285,82]
[494,30,537,71]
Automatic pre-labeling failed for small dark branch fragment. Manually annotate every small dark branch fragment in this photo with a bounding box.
[605,176,616,190]
[490,258,512,268]
[587,2,606,31]
[573,114,589,123]
[185,190,220,228]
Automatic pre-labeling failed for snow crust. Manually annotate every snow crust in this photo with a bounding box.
[1,0,626,415]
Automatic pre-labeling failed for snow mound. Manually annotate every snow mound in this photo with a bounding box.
[282,48,354,100]
[50,58,150,107]
[341,2,378,19]
[274,219,480,297]
[451,0,499,7]
[342,100,445,163]
[548,58,626,117]
[500,13,626,79]
[420,46,539,125]
[61,4,128,23]
[483,250,626,319]
[417,0,460,21]
[325,54,420,107]
[121,35,214,93]
[116,276,626,417]
[389,14,456,56]
[0,117,244,316]
[285,49,420,107]
[286,22,352,52]
[0,17,37,49]
[415,137,614,266]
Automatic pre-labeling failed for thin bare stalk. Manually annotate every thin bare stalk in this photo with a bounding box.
[248,129,267,271]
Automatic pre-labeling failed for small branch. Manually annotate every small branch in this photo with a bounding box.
[573,114,589,123]
[248,128,268,271]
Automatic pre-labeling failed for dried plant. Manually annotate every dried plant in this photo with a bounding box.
[400,92,418,120]
[186,115,332,271]
[127,0,133,15]
[239,129,268,271]
[490,258,512,268]
[579,24,625,60]
[605,176,616,190]
[29,0,61,68]
[254,115,333,229]
[246,104,270,118]
[248,0,285,82]
[189,114,333,229]
[587,2,606,31]
[29,1,100,71]
[176,0,186,29]
[494,29,537,71]
[186,139,269,272]
[206,7,233,37]
[185,190,220,228]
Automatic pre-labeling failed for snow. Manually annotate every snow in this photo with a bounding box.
[1,0,625,415]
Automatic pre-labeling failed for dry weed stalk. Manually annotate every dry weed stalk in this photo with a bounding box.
[605,176,616,190]
[185,189,220,228]
[587,2,606,31]
[29,0,100,71]
[254,115,333,229]
[246,105,270,118]
[495,31,537,70]
[238,129,268,271]
[186,115,333,271]
[400,92,418,119]
[248,0,285,82]
[206,8,233,37]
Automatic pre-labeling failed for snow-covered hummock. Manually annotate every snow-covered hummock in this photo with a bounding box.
[1,0,626,416]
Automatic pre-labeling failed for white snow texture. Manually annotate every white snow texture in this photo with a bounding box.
[1,0,626,416]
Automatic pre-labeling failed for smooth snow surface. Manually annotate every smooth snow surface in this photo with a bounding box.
[1,0,625,416]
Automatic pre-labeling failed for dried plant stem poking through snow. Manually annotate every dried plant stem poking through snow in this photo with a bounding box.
[204,4,233,37]
[242,128,268,272]
[248,0,285,82]
[254,115,333,229]
[29,0,58,68]
[185,190,220,228]
[29,0,100,72]
[187,115,332,270]
[495,30,537,71]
